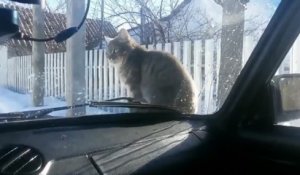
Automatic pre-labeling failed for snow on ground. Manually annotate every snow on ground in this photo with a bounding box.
[2,88,300,126]
[3,86,299,126]
[0,87,110,117]
[0,87,64,113]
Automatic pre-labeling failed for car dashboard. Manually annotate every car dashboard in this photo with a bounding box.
[0,114,207,175]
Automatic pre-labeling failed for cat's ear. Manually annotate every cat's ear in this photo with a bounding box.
[118,28,130,41]
[104,36,113,43]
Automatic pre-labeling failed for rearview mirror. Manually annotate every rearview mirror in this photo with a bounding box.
[271,74,300,123]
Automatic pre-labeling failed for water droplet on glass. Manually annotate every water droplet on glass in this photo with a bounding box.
[61,134,67,141]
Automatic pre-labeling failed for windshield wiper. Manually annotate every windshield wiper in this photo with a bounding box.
[0,104,87,122]
[90,97,181,113]
[0,97,181,122]
[89,101,181,113]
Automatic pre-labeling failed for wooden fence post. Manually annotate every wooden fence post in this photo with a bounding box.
[204,40,214,113]
[98,50,104,100]
[193,40,203,113]
[93,50,99,100]
[103,51,108,100]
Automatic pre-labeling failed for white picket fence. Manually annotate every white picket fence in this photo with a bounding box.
[1,36,300,114]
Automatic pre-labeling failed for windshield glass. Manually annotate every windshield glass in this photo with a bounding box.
[0,0,281,118]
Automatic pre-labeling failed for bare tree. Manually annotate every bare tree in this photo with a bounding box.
[104,0,185,44]
[43,0,219,43]
[37,0,267,43]
[165,1,221,41]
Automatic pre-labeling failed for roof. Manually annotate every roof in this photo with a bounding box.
[1,4,117,56]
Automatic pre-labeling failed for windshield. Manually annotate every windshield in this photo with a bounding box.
[0,0,281,118]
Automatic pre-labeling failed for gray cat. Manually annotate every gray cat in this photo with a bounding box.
[105,29,198,114]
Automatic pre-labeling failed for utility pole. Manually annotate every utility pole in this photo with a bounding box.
[100,0,104,49]
[66,0,86,116]
[216,0,248,108]
[32,4,45,106]
[140,7,145,44]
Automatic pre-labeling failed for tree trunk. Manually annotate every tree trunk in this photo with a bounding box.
[66,0,86,117]
[32,4,45,107]
[217,0,246,108]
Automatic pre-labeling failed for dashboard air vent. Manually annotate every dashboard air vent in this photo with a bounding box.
[0,145,44,175]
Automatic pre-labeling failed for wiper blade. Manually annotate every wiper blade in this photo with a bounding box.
[104,97,138,102]
[0,97,181,122]
[91,97,180,113]
[89,101,181,114]
[0,104,88,122]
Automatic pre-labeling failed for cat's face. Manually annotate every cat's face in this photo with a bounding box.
[105,29,135,65]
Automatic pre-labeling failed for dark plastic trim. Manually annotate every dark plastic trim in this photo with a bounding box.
[214,0,300,131]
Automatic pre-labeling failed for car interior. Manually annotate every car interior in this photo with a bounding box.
[0,0,300,175]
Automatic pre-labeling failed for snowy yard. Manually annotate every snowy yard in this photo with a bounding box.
[0,87,65,113]
[0,87,110,117]
[1,87,300,126]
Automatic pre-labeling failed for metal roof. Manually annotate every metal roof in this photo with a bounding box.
[1,4,117,56]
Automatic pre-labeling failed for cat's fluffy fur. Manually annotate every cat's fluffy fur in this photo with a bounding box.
[105,29,198,113]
